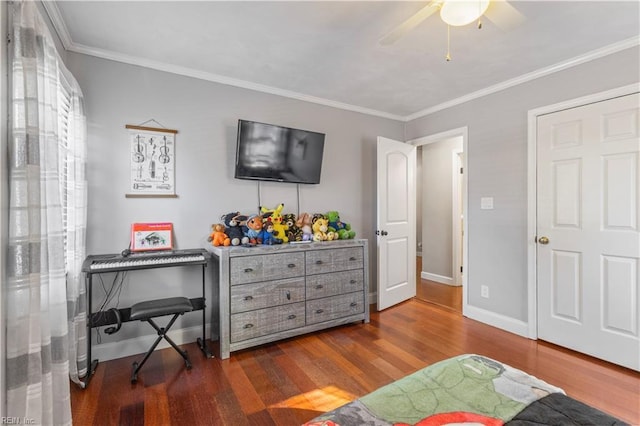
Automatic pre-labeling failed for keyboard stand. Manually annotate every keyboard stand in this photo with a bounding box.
[81,248,212,388]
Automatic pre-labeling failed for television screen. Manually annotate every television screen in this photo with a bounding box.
[234,120,325,184]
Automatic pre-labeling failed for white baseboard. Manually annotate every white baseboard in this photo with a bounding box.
[464,305,530,338]
[421,271,458,286]
[92,324,209,362]
[337,291,532,343]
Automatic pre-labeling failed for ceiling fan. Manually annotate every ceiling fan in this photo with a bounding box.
[379,0,525,47]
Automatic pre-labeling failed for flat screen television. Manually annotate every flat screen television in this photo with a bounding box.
[234,119,325,184]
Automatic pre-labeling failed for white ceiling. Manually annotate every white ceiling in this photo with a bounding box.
[48,1,640,120]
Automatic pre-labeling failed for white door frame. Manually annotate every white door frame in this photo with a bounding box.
[408,126,469,315]
[452,149,464,286]
[526,82,640,339]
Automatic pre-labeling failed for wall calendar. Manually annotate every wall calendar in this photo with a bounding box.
[125,124,178,197]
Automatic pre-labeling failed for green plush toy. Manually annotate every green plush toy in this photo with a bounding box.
[326,211,356,239]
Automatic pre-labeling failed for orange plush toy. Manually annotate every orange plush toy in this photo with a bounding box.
[208,223,231,247]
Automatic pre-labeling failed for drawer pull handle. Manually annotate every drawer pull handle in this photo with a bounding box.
[315,284,323,289]
[244,268,253,273]
[286,290,291,300]
[349,279,356,284]
[243,323,254,329]
[287,263,296,268]
[288,314,297,320]
[315,260,323,265]
[244,295,253,301]
[350,302,357,307]
[349,257,357,261]
[316,309,324,314]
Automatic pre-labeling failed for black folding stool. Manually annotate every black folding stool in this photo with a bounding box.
[128,297,194,383]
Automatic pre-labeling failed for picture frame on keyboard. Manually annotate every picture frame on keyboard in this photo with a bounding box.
[131,222,173,252]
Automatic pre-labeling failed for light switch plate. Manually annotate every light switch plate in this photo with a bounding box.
[481,197,494,210]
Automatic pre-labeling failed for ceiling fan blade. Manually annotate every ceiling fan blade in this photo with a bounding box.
[484,0,525,32]
[379,0,443,46]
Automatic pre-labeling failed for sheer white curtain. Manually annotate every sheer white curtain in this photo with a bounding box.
[7,1,87,424]
[59,68,88,389]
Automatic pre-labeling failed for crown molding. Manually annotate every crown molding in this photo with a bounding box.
[41,0,403,120]
[405,36,640,122]
[41,1,73,50]
[65,42,405,121]
[44,2,638,124]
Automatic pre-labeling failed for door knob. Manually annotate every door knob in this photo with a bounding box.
[538,236,549,245]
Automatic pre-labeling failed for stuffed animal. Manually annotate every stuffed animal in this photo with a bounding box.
[283,213,302,242]
[208,223,230,247]
[245,214,263,245]
[258,221,282,245]
[260,203,289,243]
[296,212,314,242]
[312,216,329,241]
[312,213,326,224]
[221,212,249,246]
[326,210,356,239]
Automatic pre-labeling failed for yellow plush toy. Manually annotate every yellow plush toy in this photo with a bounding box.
[260,203,289,243]
[312,216,329,241]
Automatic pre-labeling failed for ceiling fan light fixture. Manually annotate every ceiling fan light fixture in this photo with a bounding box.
[440,0,490,27]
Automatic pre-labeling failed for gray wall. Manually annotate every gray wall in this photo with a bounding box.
[65,53,403,351]
[406,46,640,322]
[420,137,463,281]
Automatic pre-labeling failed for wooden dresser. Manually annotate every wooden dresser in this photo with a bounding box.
[207,239,369,359]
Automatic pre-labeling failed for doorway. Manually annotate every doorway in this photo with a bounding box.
[411,129,466,313]
[416,257,463,312]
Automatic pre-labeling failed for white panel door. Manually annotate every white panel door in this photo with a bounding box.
[537,93,639,371]
[377,137,416,310]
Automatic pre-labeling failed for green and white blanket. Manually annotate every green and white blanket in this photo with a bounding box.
[305,354,626,426]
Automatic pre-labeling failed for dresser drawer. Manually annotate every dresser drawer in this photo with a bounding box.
[306,291,364,325]
[306,270,364,300]
[230,252,304,285]
[231,302,305,343]
[305,247,364,275]
[231,278,305,313]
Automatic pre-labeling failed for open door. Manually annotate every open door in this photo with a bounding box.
[377,137,416,310]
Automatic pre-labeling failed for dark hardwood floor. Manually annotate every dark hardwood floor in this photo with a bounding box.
[71,299,640,425]
[416,278,462,312]
[416,256,462,312]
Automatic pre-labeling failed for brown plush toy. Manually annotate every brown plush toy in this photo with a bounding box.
[208,223,230,247]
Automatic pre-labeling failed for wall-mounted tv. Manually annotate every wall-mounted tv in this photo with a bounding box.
[234,119,325,184]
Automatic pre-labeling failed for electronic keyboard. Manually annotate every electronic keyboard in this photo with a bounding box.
[82,248,209,273]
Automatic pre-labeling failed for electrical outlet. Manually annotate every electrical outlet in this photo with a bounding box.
[481,285,489,298]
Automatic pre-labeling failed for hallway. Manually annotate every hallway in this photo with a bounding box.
[416,256,461,312]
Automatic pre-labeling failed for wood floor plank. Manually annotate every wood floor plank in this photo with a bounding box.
[272,352,318,397]
[71,299,640,425]
[119,401,144,426]
[220,357,266,415]
[143,386,171,426]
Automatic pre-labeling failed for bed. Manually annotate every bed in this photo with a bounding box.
[304,354,626,426]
